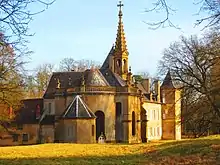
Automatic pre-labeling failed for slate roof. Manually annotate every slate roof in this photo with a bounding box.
[99,68,126,87]
[161,71,176,89]
[99,46,126,87]
[40,115,55,125]
[43,71,83,99]
[101,45,114,69]
[44,69,111,99]
[84,69,110,86]
[136,83,148,94]
[62,95,96,119]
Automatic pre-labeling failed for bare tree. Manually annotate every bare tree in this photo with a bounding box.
[146,0,220,29]
[59,57,76,71]
[77,59,101,71]
[0,0,54,128]
[158,31,220,136]
[35,63,53,92]
[59,57,101,72]
[0,0,54,43]
[25,63,53,98]
[137,71,150,79]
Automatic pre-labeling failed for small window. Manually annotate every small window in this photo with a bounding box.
[151,110,154,120]
[12,134,18,142]
[48,103,52,114]
[22,134,28,142]
[152,128,154,136]
[153,110,156,120]
[116,59,121,67]
[17,124,23,130]
[92,125,95,136]
[158,110,160,120]
[67,126,73,137]
[155,110,159,120]
[123,59,127,72]
[148,127,153,137]
[158,127,161,136]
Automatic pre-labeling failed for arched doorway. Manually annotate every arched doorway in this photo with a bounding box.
[141,108,147,142]
[95,111,105,140]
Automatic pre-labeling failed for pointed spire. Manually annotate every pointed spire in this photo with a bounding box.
[115,1,128,55]
[161,70,175,89]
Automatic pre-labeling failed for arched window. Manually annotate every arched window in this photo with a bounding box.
[116,59,121,67]
[123,59,127,72]
[95,111,105,140]
[132,111,136,136]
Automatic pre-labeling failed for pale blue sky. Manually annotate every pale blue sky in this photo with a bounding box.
[27,0,206,76]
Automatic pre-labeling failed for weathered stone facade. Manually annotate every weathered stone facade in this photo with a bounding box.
[0,2,182,146]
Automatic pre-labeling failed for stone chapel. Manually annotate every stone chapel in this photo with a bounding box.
[0,1,181,145]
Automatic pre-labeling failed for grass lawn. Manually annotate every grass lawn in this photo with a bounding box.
[0,135,220,165]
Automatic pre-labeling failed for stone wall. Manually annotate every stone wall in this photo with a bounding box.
[161,89,181,140]
[76,119,96,143]
[54,96,67,116]
[41,125,54,143]
[0,124,39,146]
[56,119,95,143]
[77,94,115,142]
[127,95,141,143]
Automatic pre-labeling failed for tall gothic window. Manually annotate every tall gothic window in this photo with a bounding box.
[132,111,136,136]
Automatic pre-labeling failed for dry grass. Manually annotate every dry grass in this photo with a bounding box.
[0,135,220,165]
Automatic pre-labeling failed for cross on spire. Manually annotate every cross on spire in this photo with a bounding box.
[117,1,123,17]
[117,1,124,11]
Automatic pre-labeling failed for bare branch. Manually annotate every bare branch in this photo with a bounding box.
[144,0,180,29]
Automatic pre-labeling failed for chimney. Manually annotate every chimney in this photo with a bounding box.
[142,78,151,93]
[154,80,160,102]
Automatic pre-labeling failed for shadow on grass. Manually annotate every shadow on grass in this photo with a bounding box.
[154,137,220,156]
[0,138,219,165]
[0,154,148,165]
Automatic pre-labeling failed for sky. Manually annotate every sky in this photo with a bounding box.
[26,0,207,76]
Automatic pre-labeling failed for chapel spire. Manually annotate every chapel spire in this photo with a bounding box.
[113,1,129,80]
[115,1,128,54]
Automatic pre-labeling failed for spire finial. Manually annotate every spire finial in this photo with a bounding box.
[117,1,124,17]
[115,0,127,54]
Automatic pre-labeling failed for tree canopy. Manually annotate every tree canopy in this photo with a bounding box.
[0,0,54,128]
